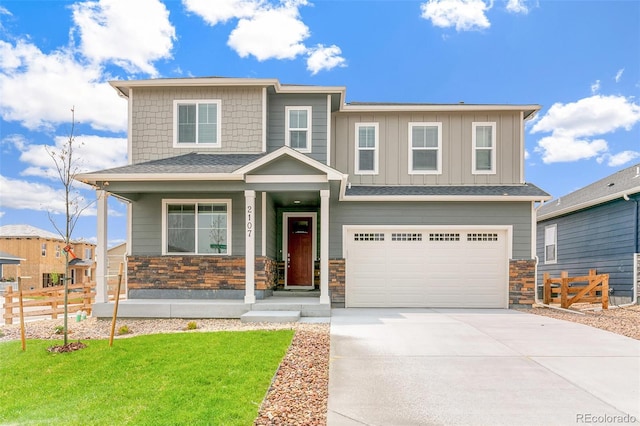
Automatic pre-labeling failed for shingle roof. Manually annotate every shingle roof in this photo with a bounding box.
[0,225,61,240]
[538,162,640,219]
[85,153,266,175]
[345,184,550,197]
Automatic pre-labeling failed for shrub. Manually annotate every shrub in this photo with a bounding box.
[54,325,64,335]
[186,321,197,330]
[117,325,130,335]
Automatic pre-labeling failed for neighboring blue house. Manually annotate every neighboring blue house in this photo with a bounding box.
[536,163,640,303]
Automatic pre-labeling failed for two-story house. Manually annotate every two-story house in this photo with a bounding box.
[77,77,550,317]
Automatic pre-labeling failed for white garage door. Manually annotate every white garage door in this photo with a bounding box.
[345,227,510,308]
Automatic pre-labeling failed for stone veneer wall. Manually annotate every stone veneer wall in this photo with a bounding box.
[509,259,536,307]
[127,255,277,295]
[329,259,346,307]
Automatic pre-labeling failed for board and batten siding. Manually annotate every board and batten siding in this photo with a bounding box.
[537,199,639,298]
[331,111,523,185]
[267,93,329,164]
[329,200,533,259]
[130,86,264,163]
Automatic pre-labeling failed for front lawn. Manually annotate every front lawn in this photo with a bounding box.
[0,330,294,425]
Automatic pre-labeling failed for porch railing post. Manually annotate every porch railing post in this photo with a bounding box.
[244,190,256,304]
[319,189,330,304]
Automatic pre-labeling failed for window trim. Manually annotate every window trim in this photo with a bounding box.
[173,99,222,148]
[408,122,442,175]
[285,106,312,153]
[544,224,557,264]
[472,122,497,174]
[355,122,379,175]
[161,199,232,256]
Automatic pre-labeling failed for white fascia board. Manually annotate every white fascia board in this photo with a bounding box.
[245,175,328,184]
[340,104,541,115]
[235,146,344,180]
[537,187,640,221]
[340,194,553,202]
[76,173,242,184]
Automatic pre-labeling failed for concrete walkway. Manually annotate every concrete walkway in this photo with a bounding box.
[328,308,640,426]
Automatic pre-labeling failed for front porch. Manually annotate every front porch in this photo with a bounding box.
[91,291,330,321]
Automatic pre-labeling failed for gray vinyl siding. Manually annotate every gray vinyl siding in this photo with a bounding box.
[331,111,522,185]
[130,192,247,256]
[329,199,533,258]
[265,193,277,258]
[537,198,639,297]
[130,86,264,163]
[267,93,329,164]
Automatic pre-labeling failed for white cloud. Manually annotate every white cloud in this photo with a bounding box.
[534,135,608,164]
[531,95,640,164]
[0,175,95,216]
[599,151,640,167]
[531,95,640,137]
[590,79,600,94]
[420,0,491,31]
[0,40,127,131]
[184,0,346,73]
[183,0,260,25]
[16,134,128,181]
[506,0,528,14]
[307,44,346,75]
[229,6,309,60]
[615,68,624,83]
[71,0,176,76]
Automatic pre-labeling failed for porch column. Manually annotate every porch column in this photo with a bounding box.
[95,190,108,303]
[244,190,256,304]
[320,189,330,304]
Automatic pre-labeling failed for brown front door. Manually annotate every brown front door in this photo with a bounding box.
[287,216,313,286]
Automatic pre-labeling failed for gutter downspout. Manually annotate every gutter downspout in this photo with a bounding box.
[533,200,545,306]
[620,193,639,306]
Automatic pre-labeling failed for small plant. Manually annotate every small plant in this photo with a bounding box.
[54,325,64,335]
[117,325,130,335]
[186,321,198,330]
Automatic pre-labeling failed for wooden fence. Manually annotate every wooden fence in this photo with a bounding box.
[3,282,95,325]
[543,269,609,309]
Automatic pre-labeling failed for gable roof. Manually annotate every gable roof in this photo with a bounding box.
[0,225,61,240]
[537,163,640,220]
[76,147,345,185]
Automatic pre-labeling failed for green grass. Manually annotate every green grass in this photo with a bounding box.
[0,330,294,425]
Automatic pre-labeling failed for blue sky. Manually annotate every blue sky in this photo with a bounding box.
[0,0,639,248]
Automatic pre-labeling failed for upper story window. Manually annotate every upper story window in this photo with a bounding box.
[84,248,93,260]
[472,122,496,174]
[544,224,557,264]
[285,106,312,153]
[409,122,441,174]
[55,245,61,258]
[41,243,47,257]
[173,100,221,147]
[162,199,231,255]
[355,123,378,174]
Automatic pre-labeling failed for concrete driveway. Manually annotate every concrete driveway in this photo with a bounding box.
[328,308,640,426]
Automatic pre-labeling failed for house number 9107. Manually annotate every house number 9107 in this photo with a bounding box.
[247,205,253,237]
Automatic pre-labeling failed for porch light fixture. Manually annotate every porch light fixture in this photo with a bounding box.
[293,200,301,204]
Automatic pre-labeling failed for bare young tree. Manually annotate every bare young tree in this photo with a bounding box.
[46,107,93,346]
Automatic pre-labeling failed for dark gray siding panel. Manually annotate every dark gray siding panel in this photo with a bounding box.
[267,93,328,164]
[537,198,639,297]
[265,193,277,258]
[131,192,246,256]
[329,200,533,259]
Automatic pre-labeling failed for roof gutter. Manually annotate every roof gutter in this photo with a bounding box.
[537,186,640,221]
